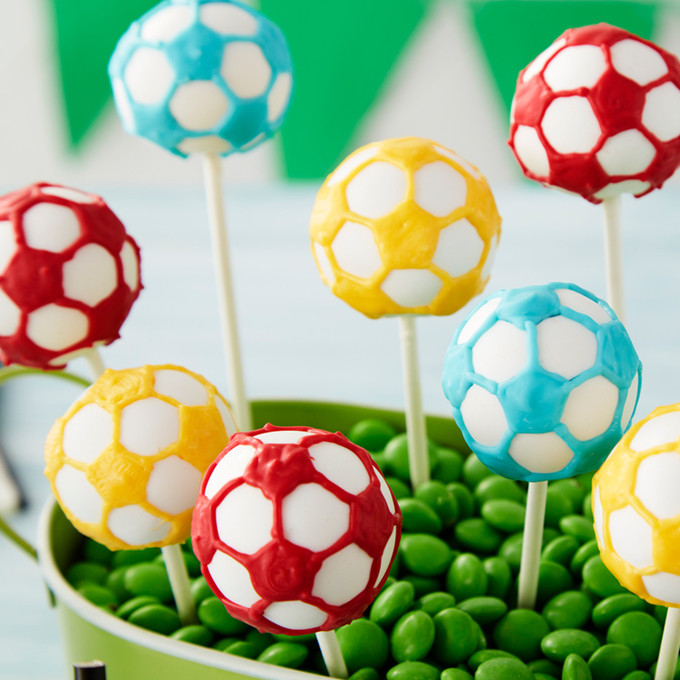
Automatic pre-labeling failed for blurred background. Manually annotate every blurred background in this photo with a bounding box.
[4,0,680,188]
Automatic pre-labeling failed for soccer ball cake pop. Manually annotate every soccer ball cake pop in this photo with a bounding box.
[509,23,680,204]
[442,282,641,481]
[0,183,141,370]
[45,364,235,551]
[310,137,501,319]
[192,425,402,635]
[108,0,293,157]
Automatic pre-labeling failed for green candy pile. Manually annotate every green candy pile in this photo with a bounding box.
[64,418,676,680]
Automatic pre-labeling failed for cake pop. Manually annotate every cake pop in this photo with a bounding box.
[509,23,680,204]
[191,424,402,635]
[0,183,141,370]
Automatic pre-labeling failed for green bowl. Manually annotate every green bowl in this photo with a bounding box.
[38,399,462,680]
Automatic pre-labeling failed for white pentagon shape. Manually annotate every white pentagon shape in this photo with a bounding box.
[313,544,372,606]
[593,180,651,200]
[282,483,349,552]
[39,186,96,204]
[199,3,258,36]
[521,38,567,83]
[346,162,407,219]
[0,220,17,273]
[313,242,335,285]
[512,125,550,177]
[308,441,370,495]
[107,505,170,546]
[327,147,379,187]
[169,81,229,131]
[596,129,656,176]
[508,432,574,474]
[26,305,88,351]
[54,465,102,524]
[460,385,508,448]
[556,288,611,324]
[176,136,232,155]
[375,526,398,586]
[119,397,179,456]
[472,320,527,383]
[432,219,484,277]
[541,96,601,154]
[537,316,597,380]
[380,269,442,308]
[610,39,668,86]
[62,244,118,306]
[642,82,680,142]
[543,45,606,91]
[609,505,654,569]
[630,411,680,452]
[268,72,292,122]
[457,297,501,345]
[413,161,467,217]
[642,572,680,605]
[0,289,20,336]
[592,485,604,547]
[153,369,207,406]
[561,376,620,440]
[23,203,81,253]
[215,396,236,437]
[433,146,482,180]
[205,445,256,499]
[481,236,498,282]
[254,429,313,445]
[377,473,396,514]
[221,42,272,99]
[147,456,202,515]
[112,78,135,130]
[331,222,381,279]
[621,373,639,428]
[124,47,175,106]
[140,4,193,42]
[635,451,680,519]
[119,240,139,292]
[208,550,260,608]
[263,601,327,631]
[62,404,113,464]
[216,484,273,554]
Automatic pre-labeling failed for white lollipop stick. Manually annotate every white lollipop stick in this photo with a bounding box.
[398,316,429,489]
[83,347,106,380]
[602,195,625,322]
[316,630,348,678]
[655,607,680,680]
[517,480,548,610]
[202,153,251,432]
[162,544,196,625]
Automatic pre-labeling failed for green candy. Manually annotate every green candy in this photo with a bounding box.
[607,612,662,667]
[545,488,574,528]
[348,669,380,680]
[498,533,524,573]
[348,418,397,452]
[245,630,275,656]
[456,597,507,626]
[571,541,600,576]
[475,658,533,680]
[432,608,481,665]
[370,581,415,626]
[621,673,650,680]
[128,604,181,635]
[111,547,160,568]
[563,653,593,680]
[105,566,132,603]
[170,625,214,646]
[560,515,596,543]
[474,476,526,505]
[493,609,550,662]
[116,595,159,619]
[432,447,464,483]
[83,539,114,566]
[197,597,249,635]
[551,479,586,507]
[528,659,561,678]
[588,644,637,680]
[541,629,599,663]
[182,550,202,578]
[542,590,593,630]
[582,556,627,598]
[537,561,575,605]
[398,498,443,534]
[402,576,441,598]
[542,535,580,567]
[212,637,238,651]
[454,518,502,553]
[222,641,258,658]
[480,499,525,533]
[386,477,412,500]
[446,553,488,601]
[257,642,308,668]
[66,561,108,587]
[391,611,435,662]
[483,557,512,600]
[467,648,520,671]
[400,534,453,576]
[414,591,456,616]
[447,483,475,519]
[462,455,494,489]
[592,594,647,630]
[336,619,389,673]
[414,481,458,525]
[440,669,473,680]
[582,493,594,521]
[77,583,118,609]
[384,434,437,482]
[386,661,439,680]
[124,562,173,602]
[191,577,214,605]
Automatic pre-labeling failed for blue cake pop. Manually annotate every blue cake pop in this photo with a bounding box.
[108,0,293,157]
[442,282,641,482]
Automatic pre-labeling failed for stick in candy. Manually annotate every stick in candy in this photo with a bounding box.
[310,137,501,489]
[442,282,641,609]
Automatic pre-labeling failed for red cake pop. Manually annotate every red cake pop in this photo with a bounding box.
[509,23,680,204]
[0,183,141,369]
[192,425,402,635]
